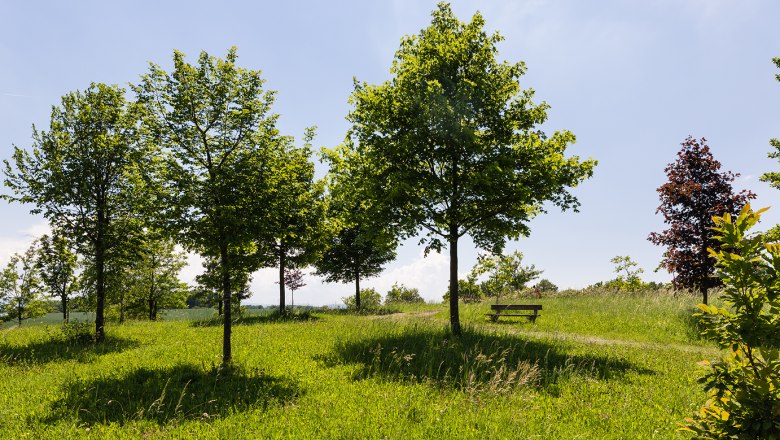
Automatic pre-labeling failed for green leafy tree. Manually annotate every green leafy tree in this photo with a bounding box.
[385,283,424,305]
[470,251,542,300]
[195,256,252,316]
[3,83,145,341]
[135,47,281,364]
[263,132,327,314]
[609,255,645,291]
[682,204,780,437]
[124,231,187,320]
[536,279,558,293]
[36,232,79,322]
[316,143,398,309]
[347,3,596,335]
[0,244,48,325]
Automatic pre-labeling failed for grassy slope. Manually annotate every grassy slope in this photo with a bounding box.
[0,295,714,439]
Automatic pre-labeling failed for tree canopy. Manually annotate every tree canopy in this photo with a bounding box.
[134,47,281,364]
[648,136,754,303]
[346,3,596,334]
[3,83,145,340]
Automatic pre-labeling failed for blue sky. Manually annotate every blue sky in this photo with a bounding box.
[1,1,779,305]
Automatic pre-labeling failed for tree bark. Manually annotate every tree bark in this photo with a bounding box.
[449,229,461,336]
[62,295,68,323]
[355,268,361,310]
[279,247,286,314]
[95,220,106,342]
[149,297,154,321]
[701,285,708,305]
[220,240,232,365]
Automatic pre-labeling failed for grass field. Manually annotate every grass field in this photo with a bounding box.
[0,293,716,439]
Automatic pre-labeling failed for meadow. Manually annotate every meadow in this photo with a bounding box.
[0,291,717,439]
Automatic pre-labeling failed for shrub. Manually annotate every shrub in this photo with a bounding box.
[535,279,558,293]
[385,283,424,305]
[342,288,382,310]
[682,205,780,438]
[60,320,93,344]
[443,279,483,303]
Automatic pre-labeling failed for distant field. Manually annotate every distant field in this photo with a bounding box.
[0,293,715,438]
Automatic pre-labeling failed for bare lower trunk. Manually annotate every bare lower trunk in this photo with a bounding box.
[449,232,461,336]
[279,249,286,314]
[218,299,223,316]
[95,237,106,341]
[355,269,361,310]
[62,296,68,323]
[220,241,232,365]
[701,285,708,305]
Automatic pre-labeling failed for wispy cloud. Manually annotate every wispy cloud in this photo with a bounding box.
[2,92,30,98]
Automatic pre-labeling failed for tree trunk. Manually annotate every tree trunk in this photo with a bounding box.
[218,299,223,316]
[17,304,22,326]
[220,240,232,365]
[449,230,461,336]
[279,247,286,314]
[149,297,155,320]
[701,285,708,305]
[119,296,125,324]
[95,229,106,342]
[355,268,361,310]
[62,295,68,323]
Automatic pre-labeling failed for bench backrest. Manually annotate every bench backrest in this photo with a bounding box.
[491,304,542,311]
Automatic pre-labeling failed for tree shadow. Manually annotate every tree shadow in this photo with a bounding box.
[40,364,302,426]
[189,311,320,328]
[0,335,140,366]
[324,326,654,395]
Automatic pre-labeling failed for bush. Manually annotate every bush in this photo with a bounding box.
[535,279,558,293]
[60,320,93,344]
[385,283,424,305]
[443,279,483,303]
[342,288,383,310]
[682,205,780,437]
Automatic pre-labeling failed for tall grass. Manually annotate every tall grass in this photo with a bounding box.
[0,294,715,438]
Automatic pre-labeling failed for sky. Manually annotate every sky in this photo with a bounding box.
[1,0,779,306]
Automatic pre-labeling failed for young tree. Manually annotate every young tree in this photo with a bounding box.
[347,3,595,335]
[135,47,281,364]
[470,251,542,300]
[385,283,424,305]
[316,143,398,309]
[3,83,144,341]
[682,205,780,438]
[648,136,754,304]
[279,268,306,310]
[0,244,48,325]
[263,136,327,314]
[36,232,78,322]
[124,231,187,320]
[609,255,644,291]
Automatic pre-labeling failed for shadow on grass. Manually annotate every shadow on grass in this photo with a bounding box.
[0,335,140,366]
[189,310,320,328]
[42,364,301,426]
[326,326,654,395]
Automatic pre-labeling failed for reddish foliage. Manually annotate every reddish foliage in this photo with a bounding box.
[648,136,755,301]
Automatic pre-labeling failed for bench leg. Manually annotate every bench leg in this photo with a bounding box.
[490,314,499,323]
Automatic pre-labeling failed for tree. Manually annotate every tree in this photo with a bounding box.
[195,256,252,316]
[135,47,281,364]
[36,232,79,322]
[278,268,305,310]
[760,57,780,238]
[609,255,644,291]
[648,136,754,304]
[124,231,187,320]
[263,134,327,314]
[316,143,398,309]
[3,83,145,341]
[347,3,595,335]
[682,205,780,438]
[470,251,542,300]
[0,243,48,325]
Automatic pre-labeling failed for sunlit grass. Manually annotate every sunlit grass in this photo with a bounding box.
[0,293,715,438]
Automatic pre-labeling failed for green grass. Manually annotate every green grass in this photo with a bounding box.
[0,294,715,438]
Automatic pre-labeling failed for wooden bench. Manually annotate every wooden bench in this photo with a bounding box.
[486,304,542,323]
